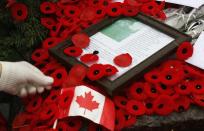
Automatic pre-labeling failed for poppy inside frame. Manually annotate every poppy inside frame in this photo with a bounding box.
[78,17,175,81]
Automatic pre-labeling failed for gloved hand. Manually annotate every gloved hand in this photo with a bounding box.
[0,61,53,97]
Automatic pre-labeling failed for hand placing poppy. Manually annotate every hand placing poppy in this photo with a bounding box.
[114,53,132,67]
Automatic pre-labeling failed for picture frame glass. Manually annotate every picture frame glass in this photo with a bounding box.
[78,17,175,81]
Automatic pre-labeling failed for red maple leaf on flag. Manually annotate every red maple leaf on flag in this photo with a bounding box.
[76,91,99,115]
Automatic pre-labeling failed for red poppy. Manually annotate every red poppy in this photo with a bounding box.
[122,5,139,17]
[115,110,125,130]
[58,90,74,108]
[174,81,192,95]
[176,42,193,60]
[69,64,87,81]
[50,68,68,87]
[71,33,90,48]
[144,99,154,115]
[39,103,58,121]
[94,6,107,18]
[64,46,83,57]
[190,80,204,94]
[10,3,28,21]
[31,49,49,62]
[104,64,118,76]
[62,76,82,88]
[12,113,33,128]
[114,53,132,67]
[80,54,99,63]
[174,96,191,112]
[41,17,56,29]
[40,2,56,14]
[144,69,161,84]
[87,64,106,81]
[64,5,81,18]
[144,83,159,99]
[140,2,155,16]
[124,0,141,7]
[88,0,103,6]
[49,23,62,37]
[128,82,147,101]
[155,83,174,95]
[25,96,43,113]
[153,95,174,116]
[192,94,204,107]
[106,2,122,17]
[157,1,165,11]
[160,69,184,86]
[42,37,60,50]
[34,61,47,70]
[66,117,82,131]
[137,0,152,3]
[126,100,146,116]
[80,7,96,21]
[113,96,128,110]
[44,90,60,104]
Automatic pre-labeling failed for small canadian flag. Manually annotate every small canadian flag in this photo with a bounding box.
[58,85,115,131]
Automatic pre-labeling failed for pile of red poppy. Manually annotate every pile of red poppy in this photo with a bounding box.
[11,0,204,131]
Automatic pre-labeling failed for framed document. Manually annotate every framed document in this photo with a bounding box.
[49,13,191,92]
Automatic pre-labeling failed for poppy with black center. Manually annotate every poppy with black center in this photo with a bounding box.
[153,95,174,116]
[106,2,122,17]
[144,69,161,84]
[94,6,107,18]
[64,46,83,57]
[174,81,192,95]
[144,82,159,99]
[160,69,184,86]
[50,68,68,87]
[124,0,141,7]
[25,96,43,113]
[113,96,128,110]
[123,112,137,128]
[56,121,69,131]
[122,5,139,17]
[65,117,82,131]
[129,82,147,100]
[11,3,28,21]
[191,80,204,94]
[126,100,146,116]
[144,99,155,115]
[42,37,60,49]
[176,42,193,60]
[40,2,56,14]
[64,5,81,18]
[31,49,49,63]
[87,64,106,81]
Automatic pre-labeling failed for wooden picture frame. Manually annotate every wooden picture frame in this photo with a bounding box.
[49,13,192,93]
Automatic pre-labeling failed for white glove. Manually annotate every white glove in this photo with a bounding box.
[0,61,54,97]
